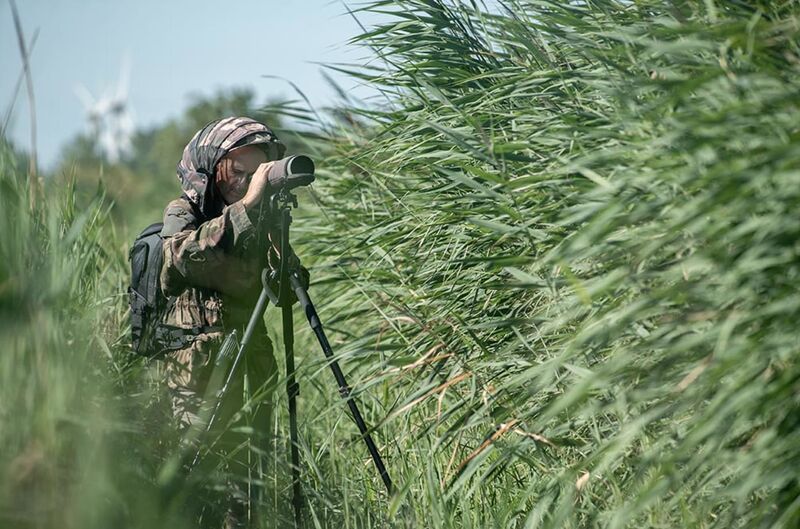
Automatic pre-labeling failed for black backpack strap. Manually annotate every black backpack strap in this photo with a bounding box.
[161,194,207,238]
[181,193,206,223]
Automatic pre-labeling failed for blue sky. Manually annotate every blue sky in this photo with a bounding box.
[0,0,383,169]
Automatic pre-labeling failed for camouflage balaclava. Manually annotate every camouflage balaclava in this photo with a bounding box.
[177,116,286,218]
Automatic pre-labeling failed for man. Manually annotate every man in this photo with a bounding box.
[159,116,299,526]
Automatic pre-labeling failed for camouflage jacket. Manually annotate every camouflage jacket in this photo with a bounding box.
[160,197,279,334]
[158,117,286,343]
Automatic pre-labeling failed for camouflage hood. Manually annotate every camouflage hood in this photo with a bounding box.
[177,116,286,218]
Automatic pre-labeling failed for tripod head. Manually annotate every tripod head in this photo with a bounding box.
[260,154,313,222]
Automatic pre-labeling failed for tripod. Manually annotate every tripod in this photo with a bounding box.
[207,186,392,527]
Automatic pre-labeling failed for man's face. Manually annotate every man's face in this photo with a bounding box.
[215,145,269,205]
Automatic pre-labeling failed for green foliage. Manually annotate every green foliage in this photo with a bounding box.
[3,1,800,528]
[0,139,145,527]
[0,135,243,529]
[286,1,800,527]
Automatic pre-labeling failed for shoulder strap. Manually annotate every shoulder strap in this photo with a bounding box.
[181,193,206,223]
[162,196,204,237]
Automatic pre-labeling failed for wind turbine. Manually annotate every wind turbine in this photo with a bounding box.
[74,56,134,162]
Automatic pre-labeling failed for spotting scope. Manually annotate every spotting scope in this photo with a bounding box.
[265,155,315,191]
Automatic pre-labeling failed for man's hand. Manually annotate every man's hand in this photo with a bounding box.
[241,161,275,212]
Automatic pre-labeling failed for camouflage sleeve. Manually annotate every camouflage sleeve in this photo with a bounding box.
[160,199,259,296]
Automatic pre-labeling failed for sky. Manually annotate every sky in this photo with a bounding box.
[0,0,383,170]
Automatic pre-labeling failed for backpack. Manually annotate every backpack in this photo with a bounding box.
[128,197,216,357]
[128,222,168,356]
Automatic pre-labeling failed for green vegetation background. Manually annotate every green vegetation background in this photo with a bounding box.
[2,1,799,528]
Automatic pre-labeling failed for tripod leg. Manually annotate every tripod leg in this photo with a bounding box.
[282,301,303,527]
[289,273,393,494]
[190,284,271,470]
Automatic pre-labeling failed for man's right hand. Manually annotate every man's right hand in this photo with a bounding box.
[241,161,275,212]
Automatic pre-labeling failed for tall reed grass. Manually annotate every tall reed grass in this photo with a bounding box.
[285,1,800,527]
[0,144,205,528]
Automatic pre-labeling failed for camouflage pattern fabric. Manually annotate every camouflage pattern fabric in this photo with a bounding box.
[177,116,286,219]
[158,117,287,525]
[160,195,281,430]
